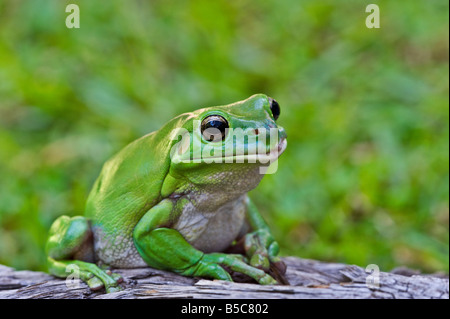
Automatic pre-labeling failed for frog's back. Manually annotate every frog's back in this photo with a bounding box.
[86,113,193,267]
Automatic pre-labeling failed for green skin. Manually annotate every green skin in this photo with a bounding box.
[46,94,287,292]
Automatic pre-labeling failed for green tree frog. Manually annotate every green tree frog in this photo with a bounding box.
[45,94,288,292]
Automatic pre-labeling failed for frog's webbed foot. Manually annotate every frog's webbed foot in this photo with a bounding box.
[85,269,124,292]
[47,257,124,293]
[184,253,278,285]
[46,215,124,293]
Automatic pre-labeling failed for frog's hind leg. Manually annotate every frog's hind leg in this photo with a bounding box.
[46,215,122,293]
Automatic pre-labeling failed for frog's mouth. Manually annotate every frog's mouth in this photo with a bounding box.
[191,137,287,164]
[240,137,287,163]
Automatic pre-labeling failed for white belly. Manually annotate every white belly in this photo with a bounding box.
[173,195,247,253]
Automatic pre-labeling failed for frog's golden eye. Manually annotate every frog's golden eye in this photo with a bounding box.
[201,115,229,142]
[269,98,280,121]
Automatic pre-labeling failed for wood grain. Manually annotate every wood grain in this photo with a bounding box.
[0,257,447,299]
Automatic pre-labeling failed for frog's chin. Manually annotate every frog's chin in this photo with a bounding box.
[189,138,287,164]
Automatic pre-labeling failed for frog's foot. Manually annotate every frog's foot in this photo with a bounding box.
[45,215,123,293]
[182,253,277,285]
[47,257,123,293]
[244,229,281,270]
[244,229,288,284]
[85,269,124,292]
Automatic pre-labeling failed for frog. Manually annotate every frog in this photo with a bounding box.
[45,94,288,292]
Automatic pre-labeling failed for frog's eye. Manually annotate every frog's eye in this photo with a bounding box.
[201,115,229,142]
[269,98,280,121]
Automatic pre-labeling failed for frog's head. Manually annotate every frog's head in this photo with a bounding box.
[168,94,287,193]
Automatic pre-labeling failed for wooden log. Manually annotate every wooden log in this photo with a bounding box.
[0,257,447,299]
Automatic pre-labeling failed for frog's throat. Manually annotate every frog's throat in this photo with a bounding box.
[190,138,287,163]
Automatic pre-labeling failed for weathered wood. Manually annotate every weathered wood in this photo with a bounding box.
[0,257,447,299]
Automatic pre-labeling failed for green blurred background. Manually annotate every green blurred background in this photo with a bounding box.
[0,0,448,273]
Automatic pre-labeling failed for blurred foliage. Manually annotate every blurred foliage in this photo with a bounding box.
[0,0,448,273]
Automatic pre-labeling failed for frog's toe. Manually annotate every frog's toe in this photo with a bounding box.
[227,254,248,263]
[196,261,234,282]
[106,286,123,293]
[105,270,124,283]
[86,271,123,292]
[258,274,277,285]
[87,276,104,291]
[249,252,270,271]
[111,272,124,283]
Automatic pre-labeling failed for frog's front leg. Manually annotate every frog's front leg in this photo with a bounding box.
[46,216,123,293]
[133,200,277,285]
[243,197,287,283]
